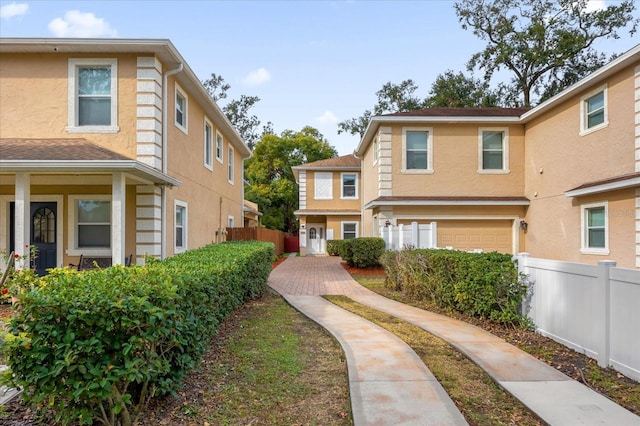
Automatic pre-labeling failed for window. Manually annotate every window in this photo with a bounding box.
[68,58,118,132]
[314,172,333,200]
[216,131,224,163]
[204,119,213,170]
[341,173,357,199]
[175,84,188,133]
[175,200,187,253]
[581,202,609,254]
[581,85,607,134]
[228,145,234,184]
[402,128,433,173]
[478,128,509,173]
[228,216,234,228]
[342,222,358,239]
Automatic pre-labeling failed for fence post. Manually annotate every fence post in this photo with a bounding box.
[597,260,616,368]
[398,224,404,248]
[430,222,437,248]
[411,222,419,248]
[514,252,530,318]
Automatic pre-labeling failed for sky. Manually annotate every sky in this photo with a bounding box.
[1,0,638,155]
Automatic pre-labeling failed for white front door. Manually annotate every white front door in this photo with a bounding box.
[307,225,325,254]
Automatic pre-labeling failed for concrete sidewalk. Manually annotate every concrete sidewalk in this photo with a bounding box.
[268,255,640,426]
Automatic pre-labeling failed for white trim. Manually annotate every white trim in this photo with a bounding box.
[580,202,610,255]
[314,172,333,200]
[402,127,433,174]
[372,137,378,165]
[67,194,112,256]
[216,130,224,164]
[580,84,608,136]
[174,199,188,254]
[294,210,361,216]
[341,221,359,239]
[227,215,235,228]
[365,198,529,209]
[227,144,235,184]
[67,58,119,133]
[478,127,510,174]
[565,176,640,197]
[204,118,213,170]
[175,83,188,134]
[341,172,358,200]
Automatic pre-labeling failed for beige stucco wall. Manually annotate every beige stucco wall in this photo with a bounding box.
[524,64,637,267]
[360,134,380,237]
[304,170,361,211]
[326,215,362,240]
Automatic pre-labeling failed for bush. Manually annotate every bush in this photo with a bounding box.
[326,240,343,256]
[380,248,527,325]
[349,238,385,268]
[2,241,273,426]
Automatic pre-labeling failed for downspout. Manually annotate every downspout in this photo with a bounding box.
[162,63,183,259]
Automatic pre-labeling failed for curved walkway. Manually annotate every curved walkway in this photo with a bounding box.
[268,255,640,426]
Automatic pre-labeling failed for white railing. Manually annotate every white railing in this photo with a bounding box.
[514,253,640,382]
[379,222,437,251]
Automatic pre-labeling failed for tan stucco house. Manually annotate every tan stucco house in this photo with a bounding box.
[292,154,361,256]
[0,38,251,274]
[355,44,639,268]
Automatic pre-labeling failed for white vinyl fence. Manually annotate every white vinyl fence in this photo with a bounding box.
[380,222,437,251]
[514,253,640,381]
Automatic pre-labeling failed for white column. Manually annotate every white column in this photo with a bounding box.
[14,173,30,269]
[111,172,126,265]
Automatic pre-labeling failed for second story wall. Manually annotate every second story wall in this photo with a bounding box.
[304,169,361,211]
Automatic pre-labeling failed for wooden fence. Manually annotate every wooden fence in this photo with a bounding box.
[226,227,286,256]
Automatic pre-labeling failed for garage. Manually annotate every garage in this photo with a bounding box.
[437,220,514,254]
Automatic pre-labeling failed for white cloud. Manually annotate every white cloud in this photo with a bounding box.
[0,2,28,19]
[48,10,117,37]
[315,110,339,124]
[585,0,607,12]
[242,67,271,86]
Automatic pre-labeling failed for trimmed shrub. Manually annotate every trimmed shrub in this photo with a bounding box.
[338,239,354,266]
[2,241,273,426]
[349,238,385,268]
[326,240,343,256]
[380,248,527,325]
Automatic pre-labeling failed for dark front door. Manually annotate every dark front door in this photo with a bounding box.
[10,202,57,276]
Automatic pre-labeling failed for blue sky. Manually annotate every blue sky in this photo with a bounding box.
[1,0,638,155]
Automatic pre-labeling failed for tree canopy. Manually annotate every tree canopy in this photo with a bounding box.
[454,0,637,106]
[244,126,337,233]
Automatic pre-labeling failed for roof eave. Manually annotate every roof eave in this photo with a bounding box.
[364,199,530,209]
[565,177,640,197]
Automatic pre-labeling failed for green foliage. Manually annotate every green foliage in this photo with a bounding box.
[326,240,344,256]
[380,249,527,325]
[2,242,273,426]
[423,70,503,108]
[244,127,337,233]
[454,0,638,106]
[338,238,385,268]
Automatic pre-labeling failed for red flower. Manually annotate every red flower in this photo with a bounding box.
[14,253,19,259]
[1,288,7,295]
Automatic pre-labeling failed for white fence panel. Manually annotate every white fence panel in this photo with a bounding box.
[380,222,437,251]
[516,253,640,382]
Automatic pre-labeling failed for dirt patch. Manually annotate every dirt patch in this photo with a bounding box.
[340,261,386,276]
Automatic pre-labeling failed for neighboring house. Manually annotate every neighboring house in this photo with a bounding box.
[292,154,361,256]
[355,44,639,269]
[243,200,261,227]
[0,38,251,275]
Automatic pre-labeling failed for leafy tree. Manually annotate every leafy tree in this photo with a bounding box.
[201,74,270,150]
[244,126,337,233]
[454,0,638,106]
[423,70,503,107]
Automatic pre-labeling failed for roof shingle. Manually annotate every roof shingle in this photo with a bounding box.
[0,138,132,161]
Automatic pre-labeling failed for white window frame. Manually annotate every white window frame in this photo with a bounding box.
[341,172,358,199]
[228,215,235,228]
[580,202,609,255]
[216,131,224,163]
[174,200,188,254]
[402,127,433,174]
[478,127,510,174]
[67,194,111,256]
[580,84,608,136]
[341,221,359,239]
[204,118,213,170]
[175,84,188,134]
[67,58,118,133]
[228,145,235,184]
[314,172,334,200]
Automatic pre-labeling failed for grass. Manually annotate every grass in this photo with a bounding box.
[325,294,544,426]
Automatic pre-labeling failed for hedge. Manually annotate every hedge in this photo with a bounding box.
[380,248,527,325]
[326,239,343,256]
[338,237,385,268]
[1,241,273,426]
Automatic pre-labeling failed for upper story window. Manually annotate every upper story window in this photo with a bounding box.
[478,128,509,174]
[228,145,234,184]
[175,200,188,254]
[402,127,433,174]
[580,85,607,135]
[216,131,224,163]
[175,84,188,134]
[314,172,333,200]
[68,58,118,133]
[341,173,357,199]
[204,119,213,170]
[581,202,609,255]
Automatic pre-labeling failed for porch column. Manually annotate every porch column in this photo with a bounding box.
[14,173,31,269]
[111,172,126,265]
